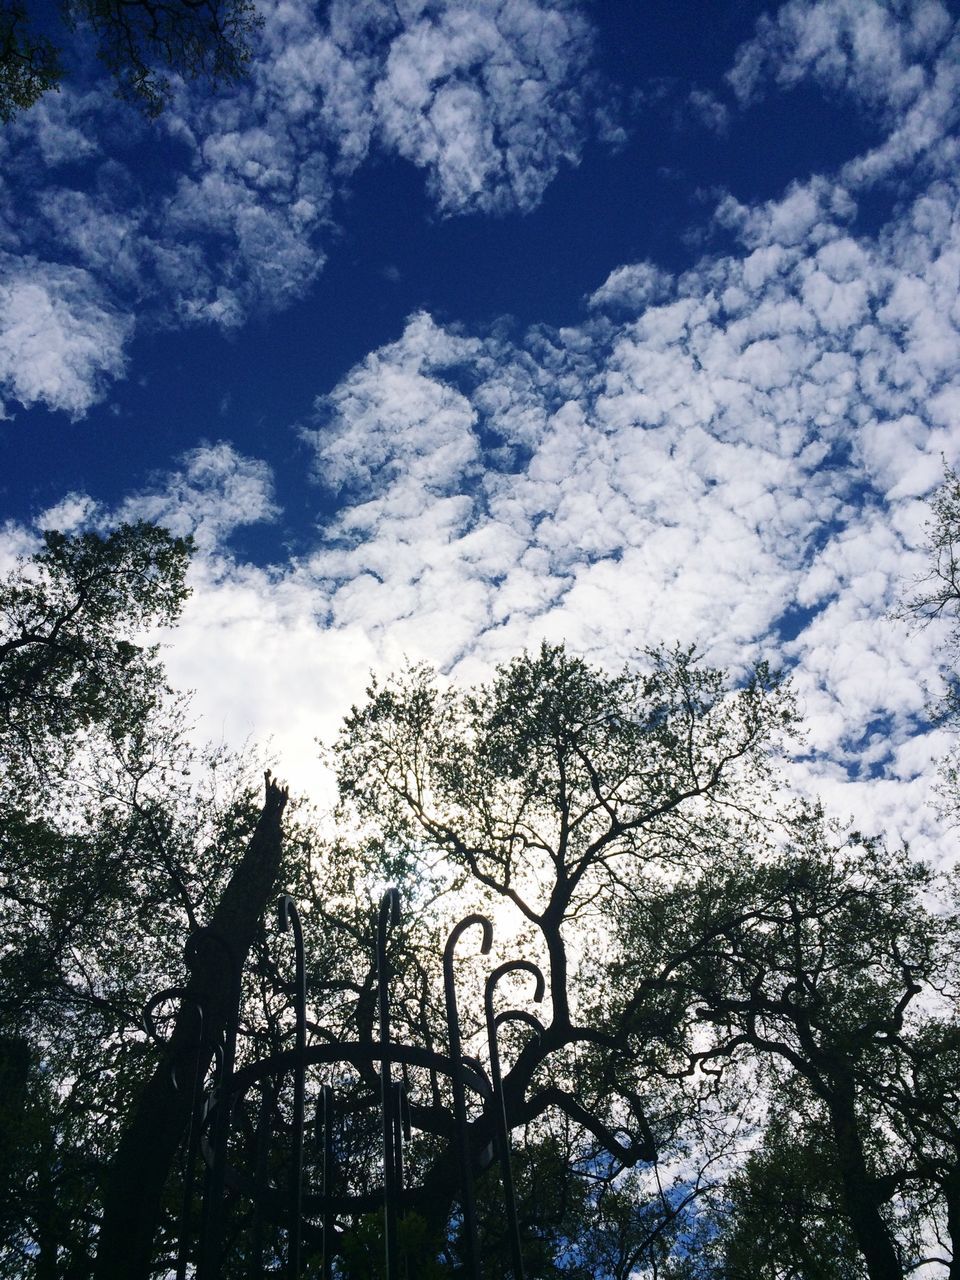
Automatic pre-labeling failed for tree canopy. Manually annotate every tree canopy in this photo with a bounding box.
[1,0,260,121]
[2,520,960,1279]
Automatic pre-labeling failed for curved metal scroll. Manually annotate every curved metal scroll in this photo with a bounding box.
[485,961,545,1280]
[150,888,561,1279]
[443,913,493,1280]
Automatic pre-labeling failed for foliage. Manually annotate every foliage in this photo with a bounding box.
[898,462,960,817]
[900,464,960,639]
[4,519,960,1278]
[0,523,301,1276]
[0,521,191,791]
[0,1,59,122]
[0,0,260,120]
[318,643,797,1273]
[324,648,960,1279]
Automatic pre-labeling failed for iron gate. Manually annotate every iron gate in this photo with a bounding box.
[144,888,551,1279]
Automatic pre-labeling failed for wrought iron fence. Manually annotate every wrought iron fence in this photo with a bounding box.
[144,888,550,1279]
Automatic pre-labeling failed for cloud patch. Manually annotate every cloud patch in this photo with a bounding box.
[2,0,598,415]
[0,257,131,417]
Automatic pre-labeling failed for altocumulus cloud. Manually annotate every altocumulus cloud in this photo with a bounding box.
[0,257,130,417]
[0,0,595,414]
[4,0,960,858]
[277,0,958,851]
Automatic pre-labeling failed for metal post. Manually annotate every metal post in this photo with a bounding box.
[443,914,493,1280]
[279,895,307,1279]
[484,961,545,1280]
[378,888,401,1280]
[321,1085,334,1280]
[250,1086,272,1278]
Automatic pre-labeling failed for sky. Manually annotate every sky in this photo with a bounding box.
[3,0,960,859]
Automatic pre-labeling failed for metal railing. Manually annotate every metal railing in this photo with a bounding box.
[145,888,550,1279]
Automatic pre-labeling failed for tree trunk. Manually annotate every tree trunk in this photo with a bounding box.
[826,1080,903,1280]
[944,1164,960,1279]
[94,773,288,1280]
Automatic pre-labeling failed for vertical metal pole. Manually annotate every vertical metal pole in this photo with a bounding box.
[393,1081,412,1203]
[250,1086,272,1279]
[279,895,307,1279]
[443,915,493,1280]
[178,1005,206,1280]
[321,1085,334,1280]
[484,962,545,1280]
[378,888,401,1280]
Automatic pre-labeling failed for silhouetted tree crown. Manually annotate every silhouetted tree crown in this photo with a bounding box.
[1,0,260,120]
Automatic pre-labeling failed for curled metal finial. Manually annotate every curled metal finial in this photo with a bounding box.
[495,1008,545,1040]
[143,988,205,1092]
[278,895,307,1279]
[485,961,545,1015]
[443,914,494,1280]
[485,960,546,1280]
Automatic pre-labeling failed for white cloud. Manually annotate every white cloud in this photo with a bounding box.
[34,493,101,533]
[688,87,731,136]
[728,0,952,114]
[727,0,960,188]
[587,262,675,314]
[1,0,598,415]
[5,0,960,868]
[0,257,131,417]
[372,0,591,215]
[118,441,280,551]
[284,153,960,854]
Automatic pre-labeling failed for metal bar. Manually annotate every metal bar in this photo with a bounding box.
[250,1086,272,1278]
[378,887,401,1280]
[321,1085,334,1280]
[443,914,493,1280]
[279,895,307,1279]
[484,961,545,1280]
[393,1080,407,1214]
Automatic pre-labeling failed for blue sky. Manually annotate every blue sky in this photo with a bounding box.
[3,0,960,853]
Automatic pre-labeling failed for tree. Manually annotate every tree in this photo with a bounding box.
[630,811,960,1280]
[659,1106,870,1280]
[0,0,260,121]
[318,642,796,1273]
[0,523,300,1278]
[5,530,956,1278]
[900,464,960,636]
[0,521,191,786]
[94,770,289,1279]
[899,463,960,819]
[0,1,59,122]
[324,647,960,1279]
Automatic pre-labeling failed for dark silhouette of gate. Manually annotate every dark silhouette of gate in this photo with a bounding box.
[144,888,549,1278]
